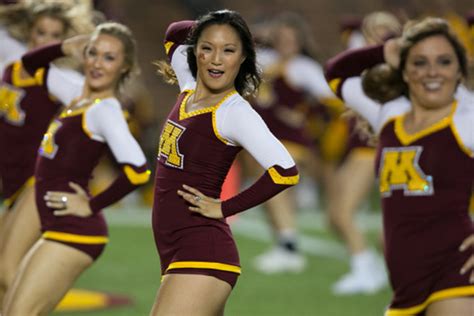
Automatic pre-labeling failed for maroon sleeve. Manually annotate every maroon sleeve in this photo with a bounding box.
[89,163,150,213]
[324,44,385,98]
[221,165,299,217]
[164,20,195,60]
[21,43,64,76]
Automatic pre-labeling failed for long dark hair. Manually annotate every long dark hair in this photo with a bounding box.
[186,9,261,97]
[363,17,468,102]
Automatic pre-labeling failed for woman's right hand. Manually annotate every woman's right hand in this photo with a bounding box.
[44,182,93,218]
[62,34,90,61]
[383,38,401,69]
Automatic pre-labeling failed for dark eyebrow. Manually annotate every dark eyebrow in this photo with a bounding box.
[199,41,239,47]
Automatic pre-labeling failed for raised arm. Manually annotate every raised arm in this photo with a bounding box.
[21,39,86,105]
[325,44,384,98]
[164,20,196,91]
[324,44,388,129]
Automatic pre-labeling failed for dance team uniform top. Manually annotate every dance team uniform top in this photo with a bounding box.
[152,21,299,285]
[334,21,376,165]
[252,48,336,159]
[0,27,69,207]
[326,44,474,315]
[21,43,150,259]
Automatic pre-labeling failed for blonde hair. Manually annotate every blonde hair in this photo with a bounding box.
[362,11,401,44]
[89,22,139,88]
[155,60,178,85]
[0,2,94,43]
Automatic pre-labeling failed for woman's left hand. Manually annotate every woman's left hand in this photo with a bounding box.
[460,234,474,283]
[44,182,93,218]
[177,184,223,219]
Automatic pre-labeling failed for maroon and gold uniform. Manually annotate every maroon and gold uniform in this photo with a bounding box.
[154,21,299,287]
[22,43,150,260]
[0,60,61,207]
[253,48,337,161]
[326,44,474,315]
[0,26,27,77]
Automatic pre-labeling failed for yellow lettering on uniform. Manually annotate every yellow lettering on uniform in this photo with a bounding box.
[40,120,62,159]
[158,121,185,168]
[379,146,433,196]
[0,85,25,125]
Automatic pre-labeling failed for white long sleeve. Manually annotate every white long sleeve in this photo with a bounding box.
[84,98,146,166]
[215,94,295,170]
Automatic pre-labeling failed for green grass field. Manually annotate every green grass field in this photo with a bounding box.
[52,207,392,316]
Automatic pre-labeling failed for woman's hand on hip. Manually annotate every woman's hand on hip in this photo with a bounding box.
[44,182,93,218]
[178,184,223,219]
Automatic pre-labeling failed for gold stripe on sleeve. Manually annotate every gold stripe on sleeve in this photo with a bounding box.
[164,41,174,55]
[123,165,151,185]
[268,167,299,185]
[328,78,341,95]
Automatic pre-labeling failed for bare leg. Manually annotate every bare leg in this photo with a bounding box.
[150,274,232,316]
[327,153,374,254]
[264,188,296,235]
[0,187,40,307]
[327,152,386,295]
[426,297,474,316]
[2,239,92,316]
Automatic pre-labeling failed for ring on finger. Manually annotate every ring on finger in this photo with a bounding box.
[61,196,68,203]
[194,195,201,202]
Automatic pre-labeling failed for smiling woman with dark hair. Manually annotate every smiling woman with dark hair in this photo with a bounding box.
[152,9,299,316]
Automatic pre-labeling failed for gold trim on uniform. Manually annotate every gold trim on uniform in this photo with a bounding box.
[123,165,151,185]
[268,167,299,185]
[212,109,230,144]
[81,112,94,138]
[385,286,474,316]
[164,41,174,55]
[166,261,241,274]
[60,99,102,119]
[58,99,103,139]
[450,121,474,158]
[394,101,457,145]
[12,61,44,87]
[42,231,109,244]
[328,78,341,95]
[179,89,237,121]
[3,177,35,208]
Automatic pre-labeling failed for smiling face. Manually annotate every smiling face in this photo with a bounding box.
[29,16,65,49]
[84,33,127,94]
[195,23,244,95]
[403,35,462,109]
